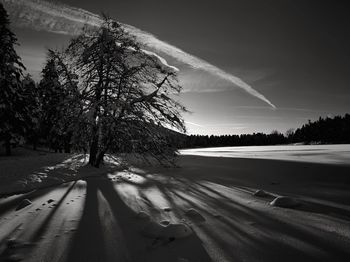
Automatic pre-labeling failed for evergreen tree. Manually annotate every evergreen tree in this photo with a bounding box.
[0,3,26,155]
[182,113,350,148]
[22,74,41,150]
[38,51,76,153]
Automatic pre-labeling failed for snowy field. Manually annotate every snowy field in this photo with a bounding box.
[180,144,350,165]
[1,146,350,261]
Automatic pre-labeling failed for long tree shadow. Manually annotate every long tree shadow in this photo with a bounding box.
[121,157,350,261]
[65,176,212,262]
[101,177,212,262]
[65,179,107,262]
[173,181,350,261]
[0,182,77,261]
[60,155,350,262]
[29,182,77,242]
[142,156,350,217]
[0,187,55,217]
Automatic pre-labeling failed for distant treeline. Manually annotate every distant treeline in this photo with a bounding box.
[291,114,350,144]
[180,114,350,148]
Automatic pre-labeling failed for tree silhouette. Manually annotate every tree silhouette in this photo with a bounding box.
[292,114,350,144]
[0,3,26,155]
[54,19,186,167]
[22,74,41,150]
[182,114,350,148]
[38,51,77,153]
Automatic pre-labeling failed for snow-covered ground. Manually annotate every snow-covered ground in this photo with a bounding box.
[180,144,350,165]
[0,150,118,196]
[1,146,350,261]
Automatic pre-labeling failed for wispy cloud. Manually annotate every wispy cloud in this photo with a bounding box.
[141,49,180,72]
[185,121,246,129]
[205,124,246,128]
[230,105,335,114]
[185,121,204,127]
[1,0,275,108]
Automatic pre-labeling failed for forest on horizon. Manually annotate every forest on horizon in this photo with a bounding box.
[179,114,350,148]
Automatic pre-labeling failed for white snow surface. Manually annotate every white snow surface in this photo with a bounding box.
[180,144,350,165]
[1,146,350,261]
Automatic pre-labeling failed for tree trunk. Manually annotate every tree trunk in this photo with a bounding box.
[93,150,106,168]
[89,116,101,166]
[89,136,99,166]
[5,138,11,156]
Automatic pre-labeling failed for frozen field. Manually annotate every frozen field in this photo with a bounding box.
[180,144,350,165]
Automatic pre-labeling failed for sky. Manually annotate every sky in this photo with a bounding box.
[2,0,350,135]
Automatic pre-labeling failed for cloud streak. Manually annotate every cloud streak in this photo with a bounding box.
[185,121,204,127]
[2,0,275,108]
[141,49,180,72]
[185,121,247,129]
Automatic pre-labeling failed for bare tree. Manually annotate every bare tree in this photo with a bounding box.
[55,18,186,167]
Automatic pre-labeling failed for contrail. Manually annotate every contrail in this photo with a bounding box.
[1,0,276,108]
[184,121,204,128]
[141,49,180,72]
